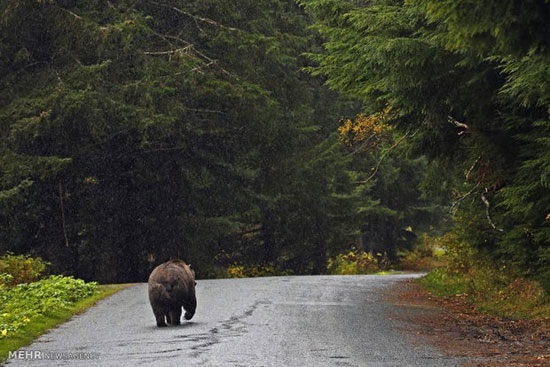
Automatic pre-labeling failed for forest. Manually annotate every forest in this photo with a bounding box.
[1,0,550,294]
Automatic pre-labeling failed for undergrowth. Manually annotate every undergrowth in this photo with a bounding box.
[327,250,390,275]
[396,233,448,271]
[0,275,98,337]
[0,284,128,362]
[419,234,550,320]
[0,251,129,362]
[224,262,294,278]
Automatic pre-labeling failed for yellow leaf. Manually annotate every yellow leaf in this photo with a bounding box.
[1,329,7,337]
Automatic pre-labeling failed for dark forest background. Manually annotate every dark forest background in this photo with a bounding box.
[2,0,549,292]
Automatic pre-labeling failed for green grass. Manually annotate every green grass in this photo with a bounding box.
[374,270,404,275]
[419,268,470,297]
[419,268,550,320]
[0,283,133,362]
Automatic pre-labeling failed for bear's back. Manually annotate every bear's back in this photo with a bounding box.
[148,260,194,301]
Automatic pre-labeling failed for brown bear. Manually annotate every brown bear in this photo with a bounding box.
[148,259,197,327]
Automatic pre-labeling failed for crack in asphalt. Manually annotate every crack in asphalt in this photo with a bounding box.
[184,298,272,361]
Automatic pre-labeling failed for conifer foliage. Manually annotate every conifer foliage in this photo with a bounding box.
[0,0,363,281]
[0,0,439,281]
[300,0,550,292]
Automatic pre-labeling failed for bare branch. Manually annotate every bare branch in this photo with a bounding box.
[147,1,241,32]
[184,107,225,115]
[56,6,83,20]
[466,156,481,180]
[450,183,480,216]
[55,6,107,31]
[351,135,381,155]
[149,30,190,49]
[143,46,193,55]
[355,130,417,184]
[481,188,504,232]
[448,115,470,135]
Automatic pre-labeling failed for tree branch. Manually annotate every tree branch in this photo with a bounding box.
[54,5,107,31]
[448,115,471,135]
[466,156,481,180]
[146,26,238,79]
[481,187,504,232]
[355,130,416,184]
[147,1,241,32]
[143,46,193,55]
[450,183,480,216]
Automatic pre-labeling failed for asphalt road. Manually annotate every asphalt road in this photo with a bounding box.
[5,274,473,366]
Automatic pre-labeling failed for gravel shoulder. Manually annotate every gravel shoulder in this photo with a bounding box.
[386,279,550,367]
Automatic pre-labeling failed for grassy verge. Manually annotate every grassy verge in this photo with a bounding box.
[0,283,133,362]
[419,268,550,321]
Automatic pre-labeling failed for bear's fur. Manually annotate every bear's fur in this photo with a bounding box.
[148,259,197,327]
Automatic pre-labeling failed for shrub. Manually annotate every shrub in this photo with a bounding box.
[0,275,97,338]
[0,252,50,287]
[439,233,477,273]
[327,250,387,275]
[396,233,448,271]
[225,263,294,278]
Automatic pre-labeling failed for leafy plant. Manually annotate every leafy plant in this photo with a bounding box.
[0,275,97,338]
[225,263,294,278]
[327,250,388,275]
[0,252,50,287]
[396,233,448,271]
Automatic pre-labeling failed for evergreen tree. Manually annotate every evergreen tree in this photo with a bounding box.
[301,0,550,291]
[0,0,365,280]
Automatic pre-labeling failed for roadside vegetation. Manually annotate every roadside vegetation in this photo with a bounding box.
[222,263,294,278]
[395,234,447,272]
[222,235,444,277]
[419,235,550,321]
[0,253,128,361]
[421,268,550,321]
[327,250,391,275]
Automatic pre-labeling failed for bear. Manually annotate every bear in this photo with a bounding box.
[148,259,197,327]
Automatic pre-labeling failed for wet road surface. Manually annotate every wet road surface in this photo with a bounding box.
[5,275,473,366]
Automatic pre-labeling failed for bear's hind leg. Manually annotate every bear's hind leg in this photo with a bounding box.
[154,310,167,327]
[169,307,182,325]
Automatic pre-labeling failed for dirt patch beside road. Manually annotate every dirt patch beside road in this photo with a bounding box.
[386,280,550,367]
